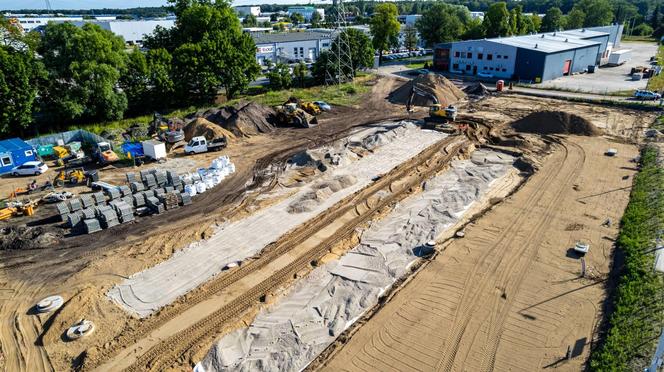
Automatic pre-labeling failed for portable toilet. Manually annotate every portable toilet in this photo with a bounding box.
[0,138,38,175]
[496,80,505,92]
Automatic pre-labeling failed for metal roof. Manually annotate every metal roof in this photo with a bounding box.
[252,31,333,45]
[554,29,608,39]
[0,138,31,153]
[490,33,601,53]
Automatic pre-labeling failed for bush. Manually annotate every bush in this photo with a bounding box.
[589,146,664,371]
[633,23,654,37]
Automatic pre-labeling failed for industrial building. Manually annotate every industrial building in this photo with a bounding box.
[67,20,175,45]
[433,24,623,82]
[0,138,37,175]
[286,6,324,21]
[252,31,332,65]
[234,6,261,17]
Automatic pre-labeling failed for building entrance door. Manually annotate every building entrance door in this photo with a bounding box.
[563,60,572,75]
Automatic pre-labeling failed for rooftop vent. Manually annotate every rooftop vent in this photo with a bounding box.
[565,38,568,42]
[541,34,545,38]
[534,43,538,49]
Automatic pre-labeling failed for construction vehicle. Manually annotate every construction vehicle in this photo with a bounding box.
[406,85,459,132]
[150,113,186,152]
[94,142,119,165]
[0,199,39,220]
[275,102,318,128]
[300,101,322,115]
[53,168,99,187]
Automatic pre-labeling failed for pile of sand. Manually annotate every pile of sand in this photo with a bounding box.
[389,73,466,107]
[511,111,602,136]
[0,226,61,250]
[288,175,357,213]
[464,82,490,97]
[183,118,237,142]
[189,101,276,138]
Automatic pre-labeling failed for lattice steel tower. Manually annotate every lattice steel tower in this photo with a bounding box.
[325,0,354,85]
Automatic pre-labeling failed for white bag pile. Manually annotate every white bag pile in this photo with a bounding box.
[185,155,235,197]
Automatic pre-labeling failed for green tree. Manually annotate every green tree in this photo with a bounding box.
[369,3,400,64]
[576,0,614,27]
[120,48,150,114]
[612,0,638,25]
[650,4,661,31]
[566,7,586,29]
[146,48,175,109]
[483,2,511,37]
[293,61,307,88]
[416,3,465,47]
[632,23,653,36]
[290,12,305,25]
[462,18,485,40]
[541,7,565,32]
[243,14,257,27]
[310,10,322,27]
[39,22,128,123]
[266,62,292,90]
[0,17,43,135]
[155,0,260,101]
[530,14,542,33]
[403,25,418,50]
[311,29,373,83]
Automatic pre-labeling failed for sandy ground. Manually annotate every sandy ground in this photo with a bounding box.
[319,135,638,372]
[0,74,655,372]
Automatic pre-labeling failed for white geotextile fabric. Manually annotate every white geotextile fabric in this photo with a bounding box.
[199,150,516,372]
[108,122,447,317]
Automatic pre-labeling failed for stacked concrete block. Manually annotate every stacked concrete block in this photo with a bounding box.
[119,185,131,197]
[80,195,95,209]
[130,181,145,193]
[56,202,70,221]
[153,188,165,198]
[66,212,82,228]
[154,170,168,187]
[81,208,96,220]
[167,170,181,188]
[146,196,164,214]
[165,186,174,193]
[133,193,146,207]
[143,174,157,189]
[98,208,119,229]
[160,192,180,210]
[92,192,106,205]
[114,202,135,223]
[105,187,121,200]
[181,192,193,206]
[83,219,102,234]
[126,172,137,184]
[69,198,82,212]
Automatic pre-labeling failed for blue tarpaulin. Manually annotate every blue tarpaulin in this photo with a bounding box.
[121,142,144,158]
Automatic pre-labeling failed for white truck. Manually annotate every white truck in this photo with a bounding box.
[184,136,227,155]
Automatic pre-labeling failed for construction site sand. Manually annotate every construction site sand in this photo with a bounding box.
[108,122,448,317]
[389,74,466,107]
[322,136,638,372]
[198,150,516,372]
[184,117,237,142]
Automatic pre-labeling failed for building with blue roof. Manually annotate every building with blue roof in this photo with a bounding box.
[433,24,623,82]
[0,138,38,175]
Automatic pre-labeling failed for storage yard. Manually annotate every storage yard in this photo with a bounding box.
[0,74,661,372]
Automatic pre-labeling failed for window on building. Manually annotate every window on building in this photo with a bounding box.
[24,150,33,157]
[487,54,493,60]
[478,53,483,60]
[497,55,501,59]
[453,63,459,69]
[503,55,508,59]
[299,47,304,55]
[0,156,11,167]
[489,67,494,70]
[502,68,507,72]
[293,47,298,56]
[467,52,472,58]
[322,42,330,47]
[465,64,471,71]
[454,51,460,57]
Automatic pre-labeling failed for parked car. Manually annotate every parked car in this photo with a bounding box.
[11,161,48,176]
[313,101,331,111]
[408,68,429,76]
[634,89,661,100]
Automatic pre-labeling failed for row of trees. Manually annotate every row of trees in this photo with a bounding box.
[0,0,260,136]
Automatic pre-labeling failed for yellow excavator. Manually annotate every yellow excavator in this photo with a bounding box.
[407,86,459,132]
[275,97,319,128]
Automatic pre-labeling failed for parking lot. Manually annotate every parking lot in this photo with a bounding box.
[536,41,659,94]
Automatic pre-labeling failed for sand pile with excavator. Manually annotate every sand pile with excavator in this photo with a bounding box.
[389,73,466,107]
[183,118,237,142]
[188,101,276,137]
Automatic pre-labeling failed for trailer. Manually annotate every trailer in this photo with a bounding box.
[142,140,167,161]
[607,50,631,66]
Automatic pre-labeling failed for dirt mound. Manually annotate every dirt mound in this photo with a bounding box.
[511,111,602,136]
[183,118,237,142]
[191,102,276,138]
[0,225,62,250]
[389,73,466,107]
[464,82,490,97]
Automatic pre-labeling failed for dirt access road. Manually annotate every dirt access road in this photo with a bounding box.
[320,135,638,371]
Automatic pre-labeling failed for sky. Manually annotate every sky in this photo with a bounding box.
[0,0,319,10]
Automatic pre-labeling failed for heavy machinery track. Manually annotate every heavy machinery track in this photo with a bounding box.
[96,135,469,371]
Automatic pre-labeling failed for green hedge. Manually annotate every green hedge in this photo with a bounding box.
[590,146,664,371]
